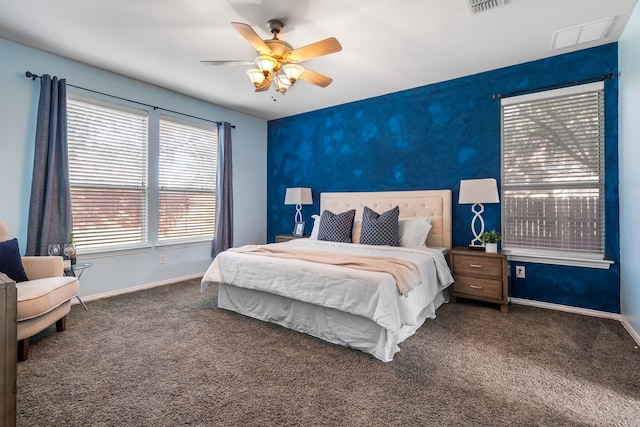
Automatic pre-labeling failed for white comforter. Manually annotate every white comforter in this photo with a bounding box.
[201,239,454,360]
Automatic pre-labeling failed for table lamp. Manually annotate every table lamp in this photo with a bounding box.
[459,178,500,249]
[284,187,313,225]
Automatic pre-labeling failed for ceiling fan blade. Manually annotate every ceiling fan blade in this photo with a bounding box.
[299,68,333,88]
[231,22,272,56]
[200,60,253,66]
[286,37,342,63]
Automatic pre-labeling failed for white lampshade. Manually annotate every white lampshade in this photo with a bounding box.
[275,74,291,94]
[246,69,265,86]
[284,188,313,205]
[459,178,500,204]
[282,64,304,84]
[254,55,277,74]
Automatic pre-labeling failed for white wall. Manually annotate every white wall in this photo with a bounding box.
[0,38,268,299]
[619,3,640,342]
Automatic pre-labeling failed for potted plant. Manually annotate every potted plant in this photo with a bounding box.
[480,230,501,253]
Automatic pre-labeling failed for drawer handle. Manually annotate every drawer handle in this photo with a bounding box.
[469,264,483,268]
[469,285,483,290]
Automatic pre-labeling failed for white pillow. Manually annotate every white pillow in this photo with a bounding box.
[398,217,432,248]
[309,214,321,239]
[352,220,362,244]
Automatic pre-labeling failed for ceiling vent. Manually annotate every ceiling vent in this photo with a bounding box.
[466,0,506,14]
[551,17,613,50]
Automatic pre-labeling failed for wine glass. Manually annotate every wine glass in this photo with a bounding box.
[63,243,75,259]
[47,243,61,256]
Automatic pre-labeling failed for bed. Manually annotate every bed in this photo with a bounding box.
[201,190,454,362]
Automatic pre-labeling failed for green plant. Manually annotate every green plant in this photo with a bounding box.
[480,230,501,244]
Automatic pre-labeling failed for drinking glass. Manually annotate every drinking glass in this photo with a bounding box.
[47,243,61,256]
[63,243,75,259]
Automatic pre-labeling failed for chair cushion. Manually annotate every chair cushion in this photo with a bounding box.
[16,276,79,321]
[0,238,29,282]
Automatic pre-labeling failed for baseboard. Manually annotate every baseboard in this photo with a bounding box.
[510,297,621,321]
[70,273,204,304]
[620,317,640,347]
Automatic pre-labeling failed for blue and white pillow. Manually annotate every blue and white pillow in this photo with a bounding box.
[317,209,356,243]
[359,206,400,246]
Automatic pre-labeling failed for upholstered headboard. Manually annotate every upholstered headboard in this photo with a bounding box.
[320,190,452,249]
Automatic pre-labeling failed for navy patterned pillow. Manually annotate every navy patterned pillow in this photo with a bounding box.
[359,206,400,246]
[317,209,356,243]
[0,238,29,282]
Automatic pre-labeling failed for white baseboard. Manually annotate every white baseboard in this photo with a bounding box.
[510,297,621,320]
[71,273,204,304]
[620,317,640,347]
[510,297,640,346]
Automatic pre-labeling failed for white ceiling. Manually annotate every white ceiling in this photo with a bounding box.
[0,0,636,121]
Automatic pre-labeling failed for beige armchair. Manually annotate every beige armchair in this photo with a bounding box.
[0,221,79,361]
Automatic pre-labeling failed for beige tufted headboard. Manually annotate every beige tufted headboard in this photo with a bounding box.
[320,190,452,249]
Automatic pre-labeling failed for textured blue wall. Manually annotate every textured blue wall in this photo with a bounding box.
[267,43,620,313]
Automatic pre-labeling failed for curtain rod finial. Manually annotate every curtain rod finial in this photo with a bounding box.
[25,71,38,80]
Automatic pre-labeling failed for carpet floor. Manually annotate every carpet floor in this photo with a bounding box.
[16,278,640,426]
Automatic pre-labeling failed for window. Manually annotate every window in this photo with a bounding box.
[158,118,217,242]
[501,82,605,261]
[67,97,148,251]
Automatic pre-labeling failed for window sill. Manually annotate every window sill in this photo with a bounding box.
[155,239,211,250]
[504,251,614,269]
[79,244,153,259]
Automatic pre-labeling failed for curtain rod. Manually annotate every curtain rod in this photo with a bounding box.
[25,71,235,129]
[492,72,615,100]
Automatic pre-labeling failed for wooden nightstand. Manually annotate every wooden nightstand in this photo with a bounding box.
[275,234,307,243]
[449,247,509,313]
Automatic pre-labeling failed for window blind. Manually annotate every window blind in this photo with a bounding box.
[67,98,149,250]
[158,118,217,241]
[501,82,605,256]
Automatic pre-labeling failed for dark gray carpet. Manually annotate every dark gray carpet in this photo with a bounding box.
[17,278,640,426]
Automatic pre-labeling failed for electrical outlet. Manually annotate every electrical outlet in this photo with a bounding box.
[159,254,166,265]
[515,265,525,278]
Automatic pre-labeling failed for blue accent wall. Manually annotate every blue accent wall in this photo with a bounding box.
[267,43,620,313]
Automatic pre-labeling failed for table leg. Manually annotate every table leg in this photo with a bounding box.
[76,295,89,311]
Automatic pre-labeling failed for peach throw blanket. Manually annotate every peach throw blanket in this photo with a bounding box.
[230,245,422,295]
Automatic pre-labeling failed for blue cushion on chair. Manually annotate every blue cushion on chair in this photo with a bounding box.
[0,238,29,282]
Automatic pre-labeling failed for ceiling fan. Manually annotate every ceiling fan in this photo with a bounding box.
[201,19,342,94]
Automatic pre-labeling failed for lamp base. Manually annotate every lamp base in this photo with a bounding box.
[467,244,485,250]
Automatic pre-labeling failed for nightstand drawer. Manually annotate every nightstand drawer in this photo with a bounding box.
[452,254,503,278]
[452,275,503,300]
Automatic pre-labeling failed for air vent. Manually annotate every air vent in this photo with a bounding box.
[466,0,506,14]
[551,17,613,50]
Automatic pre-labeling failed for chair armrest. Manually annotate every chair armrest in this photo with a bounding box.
[21,256,64,280]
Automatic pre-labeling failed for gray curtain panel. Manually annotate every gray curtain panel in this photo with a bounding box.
[212,121,234,257]
[26,75,73,256]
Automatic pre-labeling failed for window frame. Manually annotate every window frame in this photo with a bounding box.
[157,115,218,244]
[500,81,613,269]
[66,93,150,254]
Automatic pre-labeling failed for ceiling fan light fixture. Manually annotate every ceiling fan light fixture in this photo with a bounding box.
[246,69,266,87]
[275,74,291,94]
[282,64,304,84]
[255,55,277,74]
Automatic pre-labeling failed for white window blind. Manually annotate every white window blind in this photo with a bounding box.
[501,82,605,257]
[67,98,148,251]
[158,118,217,242]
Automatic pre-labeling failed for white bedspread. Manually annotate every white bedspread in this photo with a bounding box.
[201,239,454,361]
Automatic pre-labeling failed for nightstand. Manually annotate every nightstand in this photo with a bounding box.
[449,247,509,313]
[275,234,307,243]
